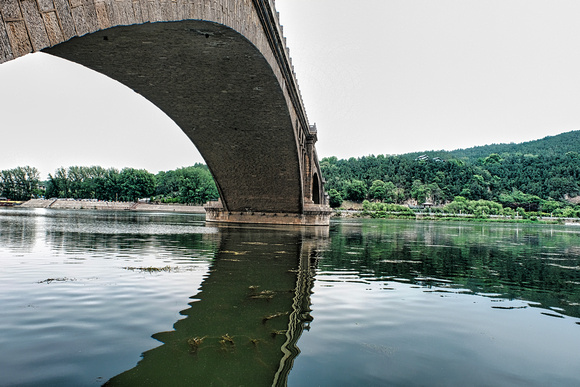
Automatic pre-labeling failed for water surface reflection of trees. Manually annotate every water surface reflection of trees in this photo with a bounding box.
[325,220,580,318]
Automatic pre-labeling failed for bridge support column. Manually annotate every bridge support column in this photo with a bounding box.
[204,201,332,226]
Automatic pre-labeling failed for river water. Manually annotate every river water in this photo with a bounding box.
[1,208,579,386]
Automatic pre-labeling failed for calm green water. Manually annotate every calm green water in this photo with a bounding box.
[1,208,579,386]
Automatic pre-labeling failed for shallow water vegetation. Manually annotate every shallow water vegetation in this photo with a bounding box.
[38,277,76,284]
[123,266,175,273]
[249,289,275,300]
[249,338,261,346]
[187,336,206,353]
[262,312,288,324]
[220,333,235,346]
[270,330,287,338]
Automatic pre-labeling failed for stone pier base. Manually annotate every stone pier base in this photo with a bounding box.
[204,202,332,226]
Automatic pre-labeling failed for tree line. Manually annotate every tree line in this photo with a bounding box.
[0,166,42,201]
[322,152,580,212]
[3,130,580,214]
[404,129,580,161]
[0,164,219,204]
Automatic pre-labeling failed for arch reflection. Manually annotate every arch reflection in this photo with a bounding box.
[105,225,327,386]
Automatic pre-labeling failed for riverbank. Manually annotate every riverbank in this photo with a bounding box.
[20,199,206,214]
[334,209,580,224]
[0,200,24,207]
[16,199,580,225]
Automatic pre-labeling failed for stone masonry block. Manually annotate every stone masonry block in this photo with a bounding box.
[131,0,143,24]
[1,0,23,21]
[0,0,23,22]
[42,10,64,44]
[102,0,116,26]
[21,0,50,50]
[36,0,55,12]
[159,0,174,22]
[0,12,15,62]
[54,0,76,39]
[81,0,99,33]
[190,0,201,20]
[146,0,162,22]
[111,0,130,25]
[6,20,32,56]
[174,0,185,21]
[71,4,89,35]
[130,0,143,22]
[124,0,138,25]
[94,0,111,29]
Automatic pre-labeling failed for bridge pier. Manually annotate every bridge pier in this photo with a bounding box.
[204,201,332,226]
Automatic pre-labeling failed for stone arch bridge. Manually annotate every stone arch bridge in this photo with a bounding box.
[0,0,331,225]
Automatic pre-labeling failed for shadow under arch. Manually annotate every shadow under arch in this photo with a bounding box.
[104,224,328,386]
[312,172,321,205]
[43,20,303,214]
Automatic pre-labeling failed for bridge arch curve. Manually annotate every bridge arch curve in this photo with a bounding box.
[44,20,303,213]
[0,0,330,224]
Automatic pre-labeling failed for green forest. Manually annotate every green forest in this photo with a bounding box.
[0,166,41,201]
[2,130,580,218]
[322,130,580,216]
[0,164,218,204]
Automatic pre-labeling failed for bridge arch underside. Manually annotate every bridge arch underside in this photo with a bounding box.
[44,20,302,214]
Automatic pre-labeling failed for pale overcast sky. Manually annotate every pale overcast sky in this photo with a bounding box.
[2,0,580,178]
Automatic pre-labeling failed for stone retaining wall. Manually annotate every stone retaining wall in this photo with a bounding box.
[20,198,205,213]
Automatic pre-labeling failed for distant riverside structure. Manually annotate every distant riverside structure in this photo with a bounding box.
[415,155,444,163]
[0,0,331,225]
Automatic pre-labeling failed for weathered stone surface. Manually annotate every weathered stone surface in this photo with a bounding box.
[81,0,99,33]
[158,0,173,21]
[130,0,143,24]
[42,10,64,45]
[146,0,162,22]
[205,201,332,226]
[37,0,55,12]
[6,20,32,56]
[70,4,89,36]
[21,0,50,50]
[101,0,115,26]
[0,13,14,62]
[0,0,24,21]
[54,0,76,39]
[94,0,111,29]
[110,0,131,25]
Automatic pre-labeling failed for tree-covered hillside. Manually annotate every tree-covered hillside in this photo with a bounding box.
[322,130,580,210]
[402,130,580,161]
[449,130,580,160]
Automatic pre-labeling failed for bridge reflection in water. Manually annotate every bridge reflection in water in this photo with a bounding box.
[105,225,328,386]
